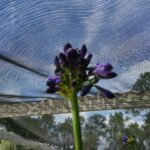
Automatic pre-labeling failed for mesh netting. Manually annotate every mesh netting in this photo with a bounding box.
[0,1,150,149]
[0,0,150,103]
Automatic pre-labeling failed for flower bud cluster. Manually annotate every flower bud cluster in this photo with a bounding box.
[46,43,117,99]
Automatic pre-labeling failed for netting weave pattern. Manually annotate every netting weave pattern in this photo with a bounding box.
[0,0,150,103]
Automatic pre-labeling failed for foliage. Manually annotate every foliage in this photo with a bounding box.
[0,109,150,149]
[0,118,39,141]
[105,112,125,150]
[0,115,57,144]
[0,140,16,150]
[83,114,106,150]
[132,72,150,91]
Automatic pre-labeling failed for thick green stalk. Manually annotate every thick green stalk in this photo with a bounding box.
[133,144,137,150]
[70,91,83,150]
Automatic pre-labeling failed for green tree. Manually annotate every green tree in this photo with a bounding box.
[124,123,142,150]
[142,111,150,149]
[106,109,150,150]
[106,112,125,150]
[132,72,150,91]
[83,114,106,150]
[57,118,74,150]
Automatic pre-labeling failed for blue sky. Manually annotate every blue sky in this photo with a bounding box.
[54,108,147,127]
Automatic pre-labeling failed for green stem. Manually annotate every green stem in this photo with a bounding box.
[133,144,137,150]
[70,91,83,150]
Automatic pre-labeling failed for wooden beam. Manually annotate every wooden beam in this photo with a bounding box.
[0,91,149,118]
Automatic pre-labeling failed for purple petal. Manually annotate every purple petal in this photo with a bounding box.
[77,59,87,69]
[80,85,92,96]
[46,86,60,93]
[87,54,92,62]
[47,76,61,86]
[96,63,113,70]
[92,63,114,77]
[86,54,92,67]
[64,43,72,53]
[47,76,61,82]
[59,53,68,67]
[98,72,117,79]
[106,72,117,78]
[67,49,78,60]
[54,56,60,68]
[93,69,108,76]
[46,87,57,93]
[55,68,61,74]
[94,85,115,99]
[122,134,128,143]
[79,45,87,59]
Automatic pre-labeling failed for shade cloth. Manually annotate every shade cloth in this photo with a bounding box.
[0,0,150,103]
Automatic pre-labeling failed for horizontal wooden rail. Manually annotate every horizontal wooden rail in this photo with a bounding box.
[0,91,149,118]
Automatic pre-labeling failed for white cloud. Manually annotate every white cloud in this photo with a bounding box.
[81,2,104,47]
[54,113,72,123]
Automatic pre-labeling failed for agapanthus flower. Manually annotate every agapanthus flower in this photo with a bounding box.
[46,43,117,99]
[46,43,118,150]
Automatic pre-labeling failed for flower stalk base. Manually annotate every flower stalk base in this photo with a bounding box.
[70,91,83,150]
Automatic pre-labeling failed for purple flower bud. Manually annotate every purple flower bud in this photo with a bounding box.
[77,59,87,70]
[92,63,116,78]
[94,85,115,99]
[55,68,61,74]
[79,45,87,59]
[67,49,78,60]
[80,85,92,96]
[54,56,60,68]
[47,76,61,86]
[85,54,92,67]
[107,72,117,78]
[87,54,92,62]
[59,53,68,67]
[46,76,61,93]
[122,134,128,144]
[46,86,60,93]
[46,87,55,93]
[100,72,117,79]
[64,43,72,54]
